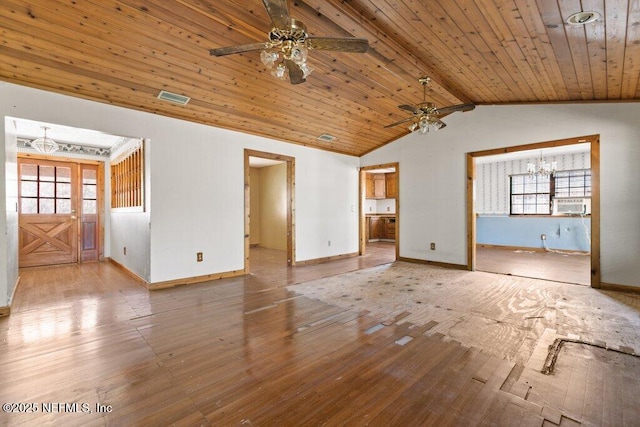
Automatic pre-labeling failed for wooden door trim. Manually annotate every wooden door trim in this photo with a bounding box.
[18,154,105,264]
[244,149,296,272]
[466,135,600,288]
[359,162,400,260]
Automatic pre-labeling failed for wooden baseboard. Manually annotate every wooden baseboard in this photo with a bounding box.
[295,251,359,266]
[398,256,468,271]
[1,276,22,318]
[149,269,245,290]
[600,282,640,295]
[108,258,150,288]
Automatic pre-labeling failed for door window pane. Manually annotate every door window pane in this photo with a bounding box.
[56,167,71,182]
[83,169,97,184]
[39,165,55,181]
[83,200,97,214]
[56,199,71,214]
[40,182,55,198]
[39,198,55,214]
[21,198,37,213]
[83,184,96,199]
[21,163,38,180]
[21,181,37,197]
[57,182,71,198]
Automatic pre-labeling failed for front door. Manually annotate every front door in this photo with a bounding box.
[18,158,100,267]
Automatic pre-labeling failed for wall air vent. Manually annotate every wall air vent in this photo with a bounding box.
[157,90,191,106]
[317,134,337,142]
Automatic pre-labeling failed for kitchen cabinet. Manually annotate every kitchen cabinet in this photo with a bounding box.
[385,217,396,239]
[385,173,397,199]
[365,172,396,199]
[369,216,385,239]
[365,174,375,199]
[368,215,396,241]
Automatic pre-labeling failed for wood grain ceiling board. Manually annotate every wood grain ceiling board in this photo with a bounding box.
[0,0,638,157]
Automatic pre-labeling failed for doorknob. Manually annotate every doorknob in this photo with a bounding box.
[71,216,77,220]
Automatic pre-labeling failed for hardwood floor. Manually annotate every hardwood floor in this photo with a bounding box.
[476,246,591,286]
[1,246,637,426]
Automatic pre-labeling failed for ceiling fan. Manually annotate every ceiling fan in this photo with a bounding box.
[209,0,369,85]
[384,77,475,134]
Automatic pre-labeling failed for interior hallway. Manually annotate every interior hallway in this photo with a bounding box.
[1,247,638,425]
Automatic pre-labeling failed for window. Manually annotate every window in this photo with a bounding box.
[510,174,551,215]
[20,163,73,214]
[510,169,591,215]
[111,144,144,209]
[554,169,591,198]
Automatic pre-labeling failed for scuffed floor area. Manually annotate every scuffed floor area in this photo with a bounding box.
[288,262,640,365]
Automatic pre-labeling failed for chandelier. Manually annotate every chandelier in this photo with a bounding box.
[527,152,557,177]
[260,21,313,82]
[30,126,59,154]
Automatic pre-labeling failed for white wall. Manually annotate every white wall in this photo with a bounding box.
[1,82,360,293]
[361,103,640,288]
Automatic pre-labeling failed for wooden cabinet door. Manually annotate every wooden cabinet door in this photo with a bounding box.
[365,174,375,198]
[369,217,384,239]
[373,174,386,199]
[385,173,397,198]
[385,219,396,239]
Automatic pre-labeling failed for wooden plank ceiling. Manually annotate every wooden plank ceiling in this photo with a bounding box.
[1,0,638,156]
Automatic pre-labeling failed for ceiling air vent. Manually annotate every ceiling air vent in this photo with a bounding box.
[317,134,337,142]
[157,90,191,106]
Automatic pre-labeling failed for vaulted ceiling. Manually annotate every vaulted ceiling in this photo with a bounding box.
[1,1,638,156]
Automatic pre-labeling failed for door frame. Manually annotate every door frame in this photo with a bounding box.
[17,153,106,265]
[359,162,400,260]
[244,149,295,272]
[466,134,600,288]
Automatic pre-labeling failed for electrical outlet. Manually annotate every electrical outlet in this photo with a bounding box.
[541,234,547,240]
[123,247,127,255]
[328,240,331,247]
[387,206,390,212]
[430,243,436,250]
[197,252,203,262]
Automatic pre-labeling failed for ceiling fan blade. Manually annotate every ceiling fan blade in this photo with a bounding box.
[284,59,306,85]
[384,116,418,128]
[306,37,369,53]
[262,0,291,30]
[210,42,271,57]
[398,104,420,114]
[434,102,475,116]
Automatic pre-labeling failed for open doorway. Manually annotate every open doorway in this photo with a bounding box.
[11,117,127,268]
[467,135,600,287]
[244,149,295,273]
[359,163,399,262]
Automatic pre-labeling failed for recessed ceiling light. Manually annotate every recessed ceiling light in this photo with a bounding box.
[317,134,337,142]
[566,11,600,26]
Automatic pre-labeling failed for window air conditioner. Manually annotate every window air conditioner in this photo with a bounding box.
[553,198,590,215]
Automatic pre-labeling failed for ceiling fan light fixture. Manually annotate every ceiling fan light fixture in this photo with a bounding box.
[271,62,287,80]
[566,11,600,26]
[30,126,59,154]
[260,50,279,67]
